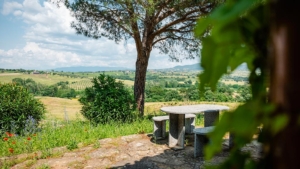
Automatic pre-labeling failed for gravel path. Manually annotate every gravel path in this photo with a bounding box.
[5,134,261,169]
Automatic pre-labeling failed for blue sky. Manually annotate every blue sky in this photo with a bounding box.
[0,0,199,70]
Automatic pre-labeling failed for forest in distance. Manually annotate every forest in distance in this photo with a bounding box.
[0,68,250,103]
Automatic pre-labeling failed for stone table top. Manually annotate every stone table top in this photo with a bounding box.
[160,104,229,114]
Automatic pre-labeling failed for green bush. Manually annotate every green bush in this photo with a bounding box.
[0,83,45,135]
[79,74,136,124]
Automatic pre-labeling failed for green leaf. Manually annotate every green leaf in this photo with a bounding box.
[209,0,256,23]
[194,17,210,37]
[195,0,256,36]
[271,114,289,134]
[199,37,230,91]
[229,45,254,71]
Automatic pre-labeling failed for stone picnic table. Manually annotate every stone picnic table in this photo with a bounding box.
[160,104,229,149]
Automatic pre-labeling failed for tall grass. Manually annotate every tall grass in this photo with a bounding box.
[1,97,218,158]
[0,117,153,157]
[0,114,204,158]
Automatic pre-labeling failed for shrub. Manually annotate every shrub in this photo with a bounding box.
[79,74,136,124]
[0,83,45,135]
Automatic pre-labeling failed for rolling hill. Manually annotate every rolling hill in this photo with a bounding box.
[53,66,132,72]
[53,63,248,72]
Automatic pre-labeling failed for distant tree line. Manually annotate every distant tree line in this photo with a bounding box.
[221,74,249,82]
[145,82,251,102]
[12,78,77,99]
[0,68,47,74]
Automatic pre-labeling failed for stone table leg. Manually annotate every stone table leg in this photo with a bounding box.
[185,117,195,134]
[204,110,219,127]
[169,114,185,149]
[194,134,209,157]
[153,120,166,139]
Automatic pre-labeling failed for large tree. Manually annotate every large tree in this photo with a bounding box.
[57,0,218,115]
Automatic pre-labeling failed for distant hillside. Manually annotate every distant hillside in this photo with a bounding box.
[172,63,203,71]
[53,64,203,72]
[235,63,249,71]
[157,63,203,71]
[162,63,248,71]
[53,63,247,72]
[53,66,132,72]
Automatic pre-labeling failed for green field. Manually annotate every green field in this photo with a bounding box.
[0,73,135,91]
[0,73,81,86]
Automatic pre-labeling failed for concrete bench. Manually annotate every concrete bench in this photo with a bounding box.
[153,114,196,140]
[193,126,215,157]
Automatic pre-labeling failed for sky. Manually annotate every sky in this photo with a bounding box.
[0,0,200,70]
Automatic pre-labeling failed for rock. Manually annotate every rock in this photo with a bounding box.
[115,153,130,162]
[121,135,143,142]
[151,156,168,163]
[86,158,112,168]
[89,148,119,158]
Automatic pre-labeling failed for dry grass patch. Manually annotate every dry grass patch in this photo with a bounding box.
[222,80,247,85]
[118,79,134,87]
[37,97,83,120]
[0,73,22,76]
[37,96,241,120]
[144,101,240,115]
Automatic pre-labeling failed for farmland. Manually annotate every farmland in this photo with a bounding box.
[0,68,245,120]
[0,72,134,91]
[0,69,251,103]
[0,69,248,90]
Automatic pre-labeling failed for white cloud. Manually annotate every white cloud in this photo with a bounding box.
[0,42,82,69]
[22,0,44,14]
[1,1,22,15]
[13,10,22,16]
[0,0,199,70]
[0,41,140,70]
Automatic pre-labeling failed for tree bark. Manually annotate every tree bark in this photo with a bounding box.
[134,48,150,116]
[268,0,300,168]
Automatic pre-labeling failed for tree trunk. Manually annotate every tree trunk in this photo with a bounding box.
[268,0,300,168]
[134,50,150,116]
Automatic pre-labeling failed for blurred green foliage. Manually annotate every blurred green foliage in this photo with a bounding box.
[195,0,288,168]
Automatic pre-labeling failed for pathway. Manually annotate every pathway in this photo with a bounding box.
[5,134,261,169]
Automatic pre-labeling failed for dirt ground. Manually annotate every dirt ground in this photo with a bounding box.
[1,133,262,169]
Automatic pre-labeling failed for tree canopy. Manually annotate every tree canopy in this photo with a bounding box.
[63,0,215,59]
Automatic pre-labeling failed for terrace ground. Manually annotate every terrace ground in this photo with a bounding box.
[5,133,261,169]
